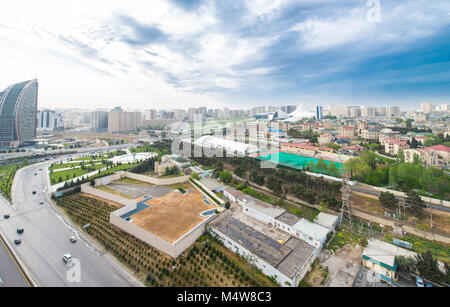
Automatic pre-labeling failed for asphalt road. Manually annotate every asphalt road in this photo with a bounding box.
[0,156,142,287]
[0,231,30,287]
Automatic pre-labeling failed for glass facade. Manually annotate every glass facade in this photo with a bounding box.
[0,80,38,146]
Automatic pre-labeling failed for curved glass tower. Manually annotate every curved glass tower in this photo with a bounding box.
[0,79,38,147]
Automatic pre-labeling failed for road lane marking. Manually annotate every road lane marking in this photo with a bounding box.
[0,234,31,287]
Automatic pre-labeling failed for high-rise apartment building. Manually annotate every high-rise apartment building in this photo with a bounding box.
[315,106,323,120]
[37,109,63,131]
[0,79,38,147]
[91,111,108,131]
[387,106,400,117]
[376,107,386,117]
[145,109,158,120]
[421,102,433,113]
[281,105,297,114]
[108,108,141,133]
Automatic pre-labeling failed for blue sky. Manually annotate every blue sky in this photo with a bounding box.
[0,0,449,110]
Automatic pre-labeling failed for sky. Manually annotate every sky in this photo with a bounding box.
[0,0,449,111]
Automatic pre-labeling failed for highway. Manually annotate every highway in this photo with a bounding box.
[0,229,30,287]
[0,152,142,287]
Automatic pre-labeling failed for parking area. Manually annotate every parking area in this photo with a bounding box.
[106,183,174,199]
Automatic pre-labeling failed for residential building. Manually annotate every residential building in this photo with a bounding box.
[91,111,108,131]
[338,126,357,139]
[360,129,380,141]
[315,106,323,120]
[37,109,63,131]
[108,108,141,133]
[0,79,38,147]
[421,102,433,113]
[318,132,333,144]
[384,140,409,156]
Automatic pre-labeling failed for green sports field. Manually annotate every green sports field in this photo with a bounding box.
[256,151,342,172]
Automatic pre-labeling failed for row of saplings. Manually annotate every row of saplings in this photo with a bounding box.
[57,194,266,287]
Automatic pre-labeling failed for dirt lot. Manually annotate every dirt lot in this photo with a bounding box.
[319,244,363,287]
[131,184,215,243]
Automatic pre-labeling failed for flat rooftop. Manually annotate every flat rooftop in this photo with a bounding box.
[128,184,215,243]
[210,214,316,279]
[276,212,301,226]
[238,195,285,218]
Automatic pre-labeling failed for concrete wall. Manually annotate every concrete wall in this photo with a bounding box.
[172,219,210,257]
[81,183,134,207]
[190,178,225,205]
[110,211,178,257]
[122,171,190,185]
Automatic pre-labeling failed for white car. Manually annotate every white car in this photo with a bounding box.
[69,236,77,243]
[63,254,72,264]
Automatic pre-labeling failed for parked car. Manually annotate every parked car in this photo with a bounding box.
[39,201,44,205]
[16,228,24,234]
[3,214,9,219]
[63,254,72,264]
[69,236,77,243]
[426,283,433,287]
[416,276,425,287]
[14,238,21,245]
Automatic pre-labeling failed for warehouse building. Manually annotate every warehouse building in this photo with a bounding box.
[209,213,316,287]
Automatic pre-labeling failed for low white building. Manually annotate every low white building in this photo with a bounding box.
[314,212,340,232]
[194,135,259,156]
[209,214,316,287]
[237,194,330,252]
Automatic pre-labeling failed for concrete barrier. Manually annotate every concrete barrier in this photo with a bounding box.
[80,183,134,207]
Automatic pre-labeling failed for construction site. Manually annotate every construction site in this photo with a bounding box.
[81,172,219,258]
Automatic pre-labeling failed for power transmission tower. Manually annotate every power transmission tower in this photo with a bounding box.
[338,153,352,228]
[340,172,353,228]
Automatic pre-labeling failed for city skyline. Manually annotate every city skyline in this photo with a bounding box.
[1,1,449,110]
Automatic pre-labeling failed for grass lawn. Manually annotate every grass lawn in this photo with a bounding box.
[242,187,320,220]
[50,164,105,184]
[384,233,450,263]
[0,164,21,201]
[327,231,367,252]
[50,161,102,170]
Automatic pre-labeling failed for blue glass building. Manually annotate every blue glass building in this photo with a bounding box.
[0,80,38,147]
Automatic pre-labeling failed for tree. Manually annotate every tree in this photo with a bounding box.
[234,166,246,178]
[219,171,232,184]
[315,159,328,174]
[224,201,231,210]
[396,148,405,163]
[405,190,425,218]
[412,153,421,165]
[415,250,447,284]
[266,175,282,195]
[378,191,398,209]
[306,161,316,172]
[406,118,414,129]
[327,163,340,177]
[90,179,95,187]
